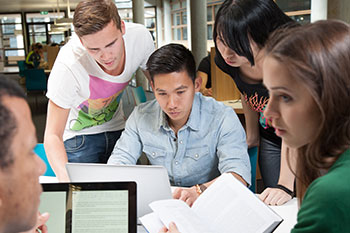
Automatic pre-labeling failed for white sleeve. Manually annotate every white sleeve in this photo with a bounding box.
[139,27,155,70]
[46,61,81,109]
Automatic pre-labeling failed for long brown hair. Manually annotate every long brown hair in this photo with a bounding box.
[265,20,350,203]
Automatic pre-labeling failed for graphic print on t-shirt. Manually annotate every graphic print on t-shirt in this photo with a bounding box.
[69,75,128,131]
[243,92,271,129]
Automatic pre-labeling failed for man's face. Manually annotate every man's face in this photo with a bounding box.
[0,97,46,233]
[152,70,201,130]
[80,20,126,76]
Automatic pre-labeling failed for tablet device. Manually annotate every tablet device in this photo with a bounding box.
[66,163,172,220]
[39,182,137,233]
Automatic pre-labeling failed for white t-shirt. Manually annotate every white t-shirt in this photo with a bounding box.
[47,23,154,141]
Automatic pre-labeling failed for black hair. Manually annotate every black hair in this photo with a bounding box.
[146,43,196,83]
[0,76,26,168]
[213,0,293,65]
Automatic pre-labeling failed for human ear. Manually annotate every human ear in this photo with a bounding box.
[194,76,202,92]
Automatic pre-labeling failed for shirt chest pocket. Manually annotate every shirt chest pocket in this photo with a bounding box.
[184,146,210,161]
[143,144,167,165]
[184,146,213,174]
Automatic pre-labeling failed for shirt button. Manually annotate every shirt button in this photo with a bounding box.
[152,152,156,156]
[175,161,179,165]
[179,140,183,144]
[195,154,199,158]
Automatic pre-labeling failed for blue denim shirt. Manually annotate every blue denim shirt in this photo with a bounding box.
[108,93,251,187]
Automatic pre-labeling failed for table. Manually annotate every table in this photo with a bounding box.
[270,198,298,233]
[0,66,19,74]
[221,99,243,114]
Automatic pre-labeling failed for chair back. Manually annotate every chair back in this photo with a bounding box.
[34,144,55,177]
[17,60,27,77]
[248,146,258,192]
[24,69,47,91]
[131,86,147,105]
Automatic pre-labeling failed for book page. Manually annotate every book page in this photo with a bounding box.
[149,199,214,233]
[192,173,282,233]
[139,212,165,233]
[71,190,129,233]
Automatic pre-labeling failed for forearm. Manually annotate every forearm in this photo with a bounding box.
[278,142,296,191]
[44,134,69,182]
[241,94,260,148]
[200,172,247,190]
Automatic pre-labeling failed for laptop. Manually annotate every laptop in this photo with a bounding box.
[66,163,173,220]
[39,181,137,233]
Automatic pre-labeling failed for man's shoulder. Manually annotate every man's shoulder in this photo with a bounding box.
[124,22,150,36]
[198,94,233,116]
[133,99,159,116]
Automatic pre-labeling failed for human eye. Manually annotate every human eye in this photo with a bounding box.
[177,90,185,95]
[88,48,99,53]
[279,94,292,103]
[158,92,167,96]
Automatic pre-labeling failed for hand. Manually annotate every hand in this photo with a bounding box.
[259,187,292,206]
[159,222,181,233]
[20,212,50,233]
[172,186,199,207]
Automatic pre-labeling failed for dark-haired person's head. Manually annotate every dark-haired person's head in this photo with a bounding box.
[214,0,293,66]
[146,43,196,83]
[0,76,46,233]
[146,44,201,129]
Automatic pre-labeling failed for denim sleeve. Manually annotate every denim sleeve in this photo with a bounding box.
[217,108,251,186]
[107,108,142,165]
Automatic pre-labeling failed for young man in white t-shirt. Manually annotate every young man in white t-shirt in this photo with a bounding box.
[44,0,154,181]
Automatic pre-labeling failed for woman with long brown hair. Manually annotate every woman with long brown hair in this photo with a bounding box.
[263,20,350,231]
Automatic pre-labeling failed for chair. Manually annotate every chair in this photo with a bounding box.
[17,60,27,78]
[248,146,258,192]
[24,68,47,109]
[34,143,55,177]
[131,86,147,105]
[24,68,47,92]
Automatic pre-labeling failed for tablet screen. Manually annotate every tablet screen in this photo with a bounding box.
[39,182,137,233]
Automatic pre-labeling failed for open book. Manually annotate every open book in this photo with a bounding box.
[140,173,283,233]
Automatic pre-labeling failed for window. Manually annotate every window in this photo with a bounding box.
[0,14,24,66]
[118,7,157,43]
[26,12,67,47]
[170,0,187,41]
[276,0,311,24]
[207,1,224,40]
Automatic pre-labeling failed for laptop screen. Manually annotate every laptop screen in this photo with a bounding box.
[39,182,137,233]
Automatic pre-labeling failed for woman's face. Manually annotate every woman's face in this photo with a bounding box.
[215,33,261,68]
[263,56,321,149]
[216,36,250,67]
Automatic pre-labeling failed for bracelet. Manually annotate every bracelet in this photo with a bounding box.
[199,184,207,192]
[195,184,207,195]
[195,184,202,195]
[276,184,295,197]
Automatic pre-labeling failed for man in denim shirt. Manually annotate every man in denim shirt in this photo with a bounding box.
[108,44,251,206]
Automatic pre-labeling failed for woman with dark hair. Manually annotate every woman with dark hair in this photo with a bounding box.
[263,19,350,232]
[160,19,350,233]
[213,0,296,205]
